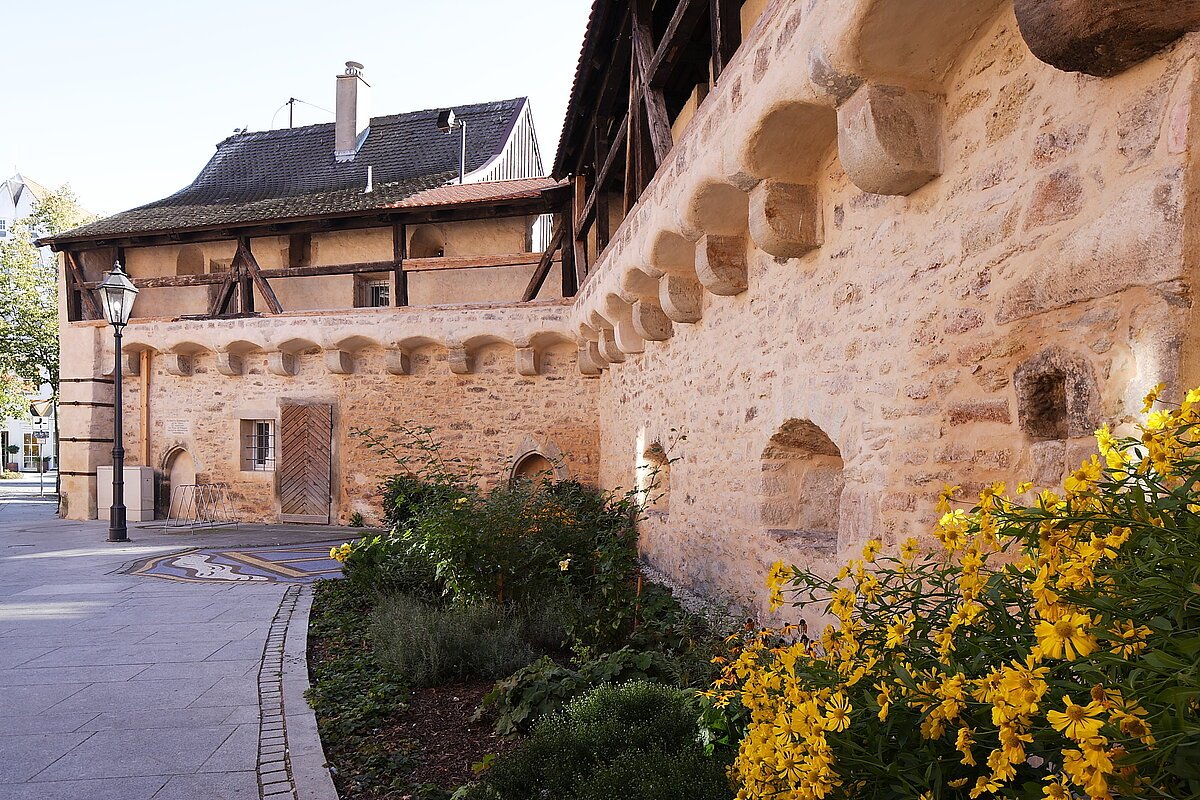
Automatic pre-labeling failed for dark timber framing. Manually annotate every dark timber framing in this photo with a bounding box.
[553,0,744,291]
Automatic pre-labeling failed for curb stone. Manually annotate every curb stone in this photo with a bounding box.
[280,586,340,800]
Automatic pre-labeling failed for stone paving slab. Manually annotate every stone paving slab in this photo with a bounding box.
[0,483,339,799]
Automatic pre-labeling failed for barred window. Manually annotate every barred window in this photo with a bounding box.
[241,419,275,471]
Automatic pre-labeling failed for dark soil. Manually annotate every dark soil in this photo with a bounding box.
[392,680,519,790]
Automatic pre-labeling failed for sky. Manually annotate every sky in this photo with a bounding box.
[1,0,593,216]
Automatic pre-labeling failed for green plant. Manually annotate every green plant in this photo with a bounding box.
[305,580,414,796]
[340,532,443,600]
[462,681,732,800]
[348,511,365,527]
[371,595,537,688]
[704,385,1200,800]
[0,470,20,480]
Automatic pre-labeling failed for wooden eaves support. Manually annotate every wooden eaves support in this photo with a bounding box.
[555,0,743,295]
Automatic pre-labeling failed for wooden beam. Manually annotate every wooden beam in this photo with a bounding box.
[594,118,611,254]
[575,114,628,239]
[207,271,238,317]
[572,175,589,282]
[237,237,283,314]
[625,50,640,215]
[521,220,566,302]
[392,223,408,306]
[648,0,708,88]
[568,6,633,177]
[632,0,674,169]
[63,251,100,320]
[404,252,542,272]
[710,0,741,80]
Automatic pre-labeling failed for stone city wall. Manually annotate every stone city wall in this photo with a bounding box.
[576,0,1200,615]
[60,301,598,522]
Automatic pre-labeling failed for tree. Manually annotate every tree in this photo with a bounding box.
[0,185,94,412]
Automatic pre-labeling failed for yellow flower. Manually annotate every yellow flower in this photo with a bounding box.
[955,726,976,766]
[824,693,852,732]
[1016,480,1033,495]
[1064,455,1103,495]
[1047,695,1104,741]
[1142,382,1166,412]
[861,539,881,563]
[1042,775,1071,799]
[936,484,960,513]
[875,683,892,722]
[900,537,920,561]
[1035,611,1098,661]
[884,614,913,649]
[558,557,571,571]
[766,561,792,611]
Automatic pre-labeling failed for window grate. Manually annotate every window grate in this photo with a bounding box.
[244,421,275,471]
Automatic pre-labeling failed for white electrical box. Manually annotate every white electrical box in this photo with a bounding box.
[96,466,156,522]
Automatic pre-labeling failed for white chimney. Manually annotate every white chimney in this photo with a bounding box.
[335,61,370,162]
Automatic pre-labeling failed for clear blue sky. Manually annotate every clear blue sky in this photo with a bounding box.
[3,0,593,215]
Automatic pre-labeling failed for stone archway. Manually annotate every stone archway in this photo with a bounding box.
[509,436,568,483]
[160,446,197,519]
[759,419,844,557]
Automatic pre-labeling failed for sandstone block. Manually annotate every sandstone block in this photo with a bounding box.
[748,181,822,258]
[1014,0,1200,77]
[659,273,704,323]
[1024,167,1084,230]
[266,352,297,377]
[632,299,674,341]
[515,347,538,376]
[695,234,749,296]
[384,349,411,375]
[324,349,354,375]
[837,84,942,196]
[946,399,1011,426]
[214,351,244,376]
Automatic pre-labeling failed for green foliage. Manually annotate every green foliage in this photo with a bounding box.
[371,595,539,688]
[305,580,414,796]
[341,532,443,601]
[0,471,20,480]
[0,185,93,416]
[348,511,365,528]
[461,682,732,800]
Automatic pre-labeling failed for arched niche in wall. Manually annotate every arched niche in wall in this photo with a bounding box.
[760,419,844,558]
[1013,346,1100,486]
[409,225,447,259]
[509,436,568,483]
[159,444,198,519]
[176,245,205,276]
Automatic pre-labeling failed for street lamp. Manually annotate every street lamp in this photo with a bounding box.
[436,108,467,184]
[96,261,138,543]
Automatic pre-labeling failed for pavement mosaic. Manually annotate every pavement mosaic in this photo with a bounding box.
[130,544,345,584]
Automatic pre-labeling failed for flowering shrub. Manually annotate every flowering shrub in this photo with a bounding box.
[704,385,1200,800]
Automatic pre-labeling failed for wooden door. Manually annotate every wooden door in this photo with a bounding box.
[278,404,333,524]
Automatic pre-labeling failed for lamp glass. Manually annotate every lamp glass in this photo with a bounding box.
[97,262,139,327]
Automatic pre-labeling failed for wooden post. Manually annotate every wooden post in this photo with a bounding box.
[572,174,589,283]
[710,0,741,80]
[560,210,578,296]
[632,0,674,169]
[393,223,408,306]
[594,118,611,254]
[238,237,282,314]
[139,351,151,466]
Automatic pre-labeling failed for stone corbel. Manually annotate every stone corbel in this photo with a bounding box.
[597,328,626,363]
[214,350,244,377]
[578,343,605,376]
[512,338,539,376]
[384,348,411,376]
[446,341,471,375]
[749,181,823,258]
[323,348,354,375]
[162,353,193,377]
[659,273,703,323]
[695,234,748,296]
[103,351,142,378]
[1014,0,1200,78]
[266,351,297,377]
[837,84,941,196]
[632,298,674,341]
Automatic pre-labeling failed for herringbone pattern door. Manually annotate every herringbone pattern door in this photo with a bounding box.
[278,404,333,524]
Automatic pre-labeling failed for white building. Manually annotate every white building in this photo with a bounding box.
[1,173,56,473]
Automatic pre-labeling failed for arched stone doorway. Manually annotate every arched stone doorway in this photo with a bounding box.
[760,419,844,557]
[512,452,555,482]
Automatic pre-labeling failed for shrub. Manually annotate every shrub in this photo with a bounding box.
[463,681,732,800]
[0,470,20,480]
[371,595,538,688]
[339,532,442,601]
[703,384,1200,800]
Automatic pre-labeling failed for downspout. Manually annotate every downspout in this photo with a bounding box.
[140,351,151,465]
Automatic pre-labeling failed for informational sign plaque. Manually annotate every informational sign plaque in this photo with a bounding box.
[165,419,191,438]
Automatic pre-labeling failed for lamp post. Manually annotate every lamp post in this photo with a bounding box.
[436,109,467,184]
[96,261,139,543]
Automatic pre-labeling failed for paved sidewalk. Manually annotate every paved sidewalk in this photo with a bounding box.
[0,483,338,799]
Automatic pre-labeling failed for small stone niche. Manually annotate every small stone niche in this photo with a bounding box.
[1014,347,1099,441]
[759,419,843,556]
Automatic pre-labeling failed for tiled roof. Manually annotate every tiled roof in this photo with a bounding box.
[49,98,528,243]
[389,176,563,209]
